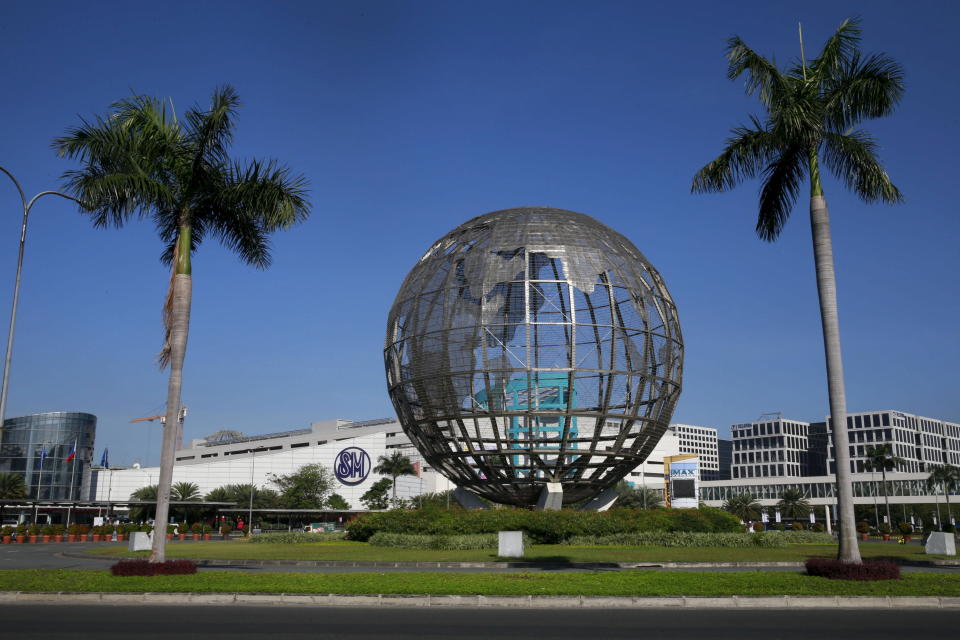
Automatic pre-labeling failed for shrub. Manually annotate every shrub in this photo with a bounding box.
[772,530,833,544]
[898,522,912,535]
[249,531,346,544]
[942,523,956,534]
[878,523,891,535]
[751,522,764,532]
[791,522,805,531]
[368,532,517,550]
[346,506,742,543]
[1,526,13,536]
[563,532,786,548]
[856,521,870,534]
[110,560,197,576]
[805,558,900,581]
[811,523,825,532]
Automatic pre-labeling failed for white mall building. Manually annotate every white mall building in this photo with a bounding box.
[88,418,712,508]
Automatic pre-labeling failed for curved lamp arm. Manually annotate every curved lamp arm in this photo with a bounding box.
[0,166,87,429]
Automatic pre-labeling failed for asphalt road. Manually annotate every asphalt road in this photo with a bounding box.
[2,604,959,639]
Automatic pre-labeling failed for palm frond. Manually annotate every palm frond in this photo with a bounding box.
[185,85,240,170]
[691,117,777,193]
[756,145,806,241]
[809,17,861,80]
[822,131,902,203]
[61,169,174,228]
[225,159,311,230]
[725,36,786,107]
[822,53,904,130]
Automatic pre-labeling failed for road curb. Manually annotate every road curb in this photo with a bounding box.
[3,591,959,609]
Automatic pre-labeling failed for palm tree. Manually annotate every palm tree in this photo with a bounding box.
[722,493,762,523]
[863,443,905,529]
[0,472,27,524]
[692,20,904,563]
[373,452,416,506]
[926,464,960,528]
[776,488,811,522]
[54,87,310,562]
[171,481,201,521]
[129,485,159,522]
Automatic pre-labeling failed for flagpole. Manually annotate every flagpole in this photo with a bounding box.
[66,438,78,530]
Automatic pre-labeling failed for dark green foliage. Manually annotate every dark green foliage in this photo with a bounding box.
[0,473,27,499]
[326,493,350,510]
[346,506,742,543]
[360,478,393,510]
[269,464,334,509]
[249,531,346,544]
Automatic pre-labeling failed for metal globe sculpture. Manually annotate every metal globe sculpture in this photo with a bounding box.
[384,207,683,506]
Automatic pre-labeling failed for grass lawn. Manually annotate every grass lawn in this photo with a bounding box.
[84,540,947,564]
[1,568,958,596]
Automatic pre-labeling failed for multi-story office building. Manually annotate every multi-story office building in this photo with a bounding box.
[827,410,960,475]
[731,417,813,479]
[717,439,733,480]
[671,424,721,480]
[0,412,96,500]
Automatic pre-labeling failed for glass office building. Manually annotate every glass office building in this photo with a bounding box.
[0,412,96,499]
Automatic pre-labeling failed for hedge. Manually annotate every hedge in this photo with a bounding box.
[562,532,786,548]
[110,560,197,576]
[346,506,742,543]
[368,532,529,550]
[805,558,901,581]
[249,531,346,544]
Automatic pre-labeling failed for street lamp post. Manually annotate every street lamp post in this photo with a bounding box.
[0,167,83,427]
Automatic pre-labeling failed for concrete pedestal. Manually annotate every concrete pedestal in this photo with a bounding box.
[129,531,152,552]
[498,531,524,558]
[453,487,489,510]
[536,482,563,510]
[925,531,956,556]
[578,487,620,511]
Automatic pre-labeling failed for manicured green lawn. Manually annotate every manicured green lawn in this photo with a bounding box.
[84,540,947,564]
[1,569,957,596]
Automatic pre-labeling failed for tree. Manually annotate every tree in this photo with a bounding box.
[776,488,811,521]
[0,473,27,524]
[326,493,351,510]
[54,86,310,562]
[723,493,762,523]
[224,484,281,510]
[614,481,663,509]
[170,481,202,522]
[407,491,458,510]
[270,464,334,509]
[373,451,416,506]
[926,464,960,528]
[692,20,904,563]
[129,485,159,522]
[360,478,392,510]
[864,443,905,528]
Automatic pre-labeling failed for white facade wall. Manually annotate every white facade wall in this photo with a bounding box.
[90,433,443,509]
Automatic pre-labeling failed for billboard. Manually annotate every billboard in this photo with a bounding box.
[667,457,699,509]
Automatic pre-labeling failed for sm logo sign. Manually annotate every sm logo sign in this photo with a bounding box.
[335,447,371,486]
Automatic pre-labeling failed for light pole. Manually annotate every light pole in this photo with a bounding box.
[0,167,83,427]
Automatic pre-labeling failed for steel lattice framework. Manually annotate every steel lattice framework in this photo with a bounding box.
[384,207,683,505]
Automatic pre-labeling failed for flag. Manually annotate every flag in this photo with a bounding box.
[413,461,422,478]
[65,442,77,463]
[100,448,109,468]
[39,447,48,468]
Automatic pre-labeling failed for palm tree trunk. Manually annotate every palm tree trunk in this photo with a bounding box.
[946,492,952,528]
[150,227,193,563]
[808,156,861,564]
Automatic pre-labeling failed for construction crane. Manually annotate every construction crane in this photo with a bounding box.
[130,407,188,451]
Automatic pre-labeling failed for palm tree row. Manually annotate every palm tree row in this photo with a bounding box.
[694,19,904,563]
[54,86,311,562]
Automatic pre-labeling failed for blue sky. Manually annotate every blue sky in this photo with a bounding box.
[0,0,956,466]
